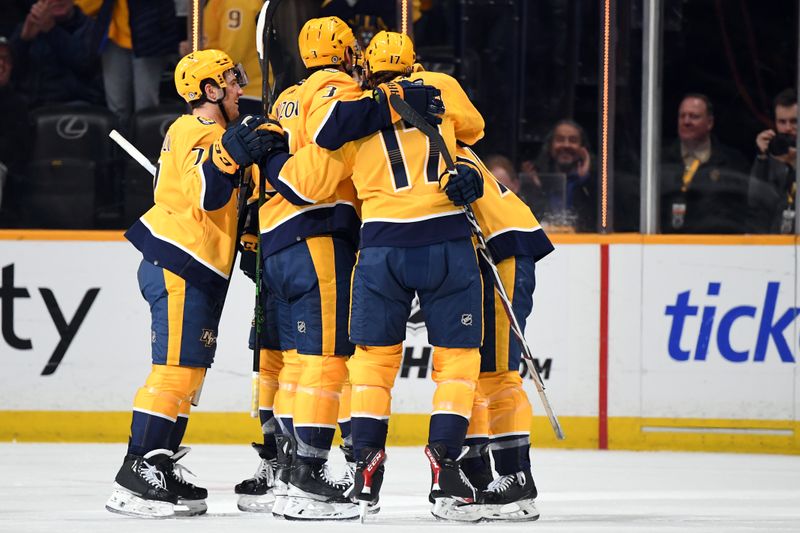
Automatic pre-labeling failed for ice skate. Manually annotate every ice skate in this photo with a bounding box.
[271,433,295,518]
[161,446,208,516]
[461,443,494,492]
[283,458,358,520]
[346,447,386,522]
[425,444,481,522]
[478,469,539,522]
[235,443,277,513]
[105,448,178,519]
[340,444,356,485]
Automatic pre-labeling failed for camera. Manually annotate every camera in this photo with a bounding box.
[768,132,796,156]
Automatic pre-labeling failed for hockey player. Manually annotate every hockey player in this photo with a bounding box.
[455,146,553,522]
[256,30,488,521]
[106,49,273,519]
[238,17,445,521]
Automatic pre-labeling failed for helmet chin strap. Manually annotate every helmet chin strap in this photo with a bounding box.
[207,88,230,126]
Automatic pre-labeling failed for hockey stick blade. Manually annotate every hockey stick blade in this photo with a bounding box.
[389,94,565,440]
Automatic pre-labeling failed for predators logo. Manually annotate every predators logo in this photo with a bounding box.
[199,329,217,348]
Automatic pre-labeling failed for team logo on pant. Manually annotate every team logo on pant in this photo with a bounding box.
[297,321,306,333]
[151,330,157,343]
[461,314,473,326]
[199,329,217,348]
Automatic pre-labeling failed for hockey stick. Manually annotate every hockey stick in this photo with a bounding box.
[109,129,156,176]
[246,0,284,418]
[389,95,565,440]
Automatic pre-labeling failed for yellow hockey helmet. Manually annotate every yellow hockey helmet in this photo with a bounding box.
[364,31,416,75]
[298,17,356,69]
[174,49,243,103]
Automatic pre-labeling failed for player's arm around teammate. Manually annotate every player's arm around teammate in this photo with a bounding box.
[106,50,272,519]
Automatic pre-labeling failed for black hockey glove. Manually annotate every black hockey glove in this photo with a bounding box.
[239,233,258,282]
[397,80,445,126]
[221,114,270,167]
[445,164,484,206]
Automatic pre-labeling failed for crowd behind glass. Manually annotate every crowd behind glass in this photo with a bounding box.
[0,0,796,234]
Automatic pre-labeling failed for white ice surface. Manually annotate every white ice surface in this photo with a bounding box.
[0,444,799,533]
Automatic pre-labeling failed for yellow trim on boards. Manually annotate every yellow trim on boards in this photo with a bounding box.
[1,411,796,454]
[0,230,795,246]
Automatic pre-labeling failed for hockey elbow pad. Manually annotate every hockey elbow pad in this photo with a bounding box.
[445,163,484,206]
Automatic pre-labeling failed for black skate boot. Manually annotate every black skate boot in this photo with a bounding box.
[271,433,295,518]
[283,457,358,520]
[106,448,178,518]
[346,447,386,522]
[461,443,494,492]
[424,443,481,522]
[479,469,539,522]
[162,446,208,516]
[235,442,277,513]
[340,444,356,485]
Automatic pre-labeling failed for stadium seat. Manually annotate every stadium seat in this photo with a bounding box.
[30,105,117,162]
[27,105,120,227]
[20,159,96,229]
[129,104,185,161]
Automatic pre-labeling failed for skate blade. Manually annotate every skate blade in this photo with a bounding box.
[283,497,359,521]
[479,499,540,522]
[174,498,208,517]
[237,492,277,513]
[431,498,482,523]
[272,494,288,518]
[105,487,174,519]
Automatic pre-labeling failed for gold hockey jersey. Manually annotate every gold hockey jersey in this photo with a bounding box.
[203,0,270,100]
[457,146,554,262]
[256,68,376,256]
[126,114,244,300]
[263,70,486,248]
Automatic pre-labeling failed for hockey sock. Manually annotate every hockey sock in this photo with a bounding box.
[462,389,490,478]
[428,346,480,460]
[481,370,533,474]
[338,379,352,448]
[274,349,301,439]
[167,414,189,452]
[259,348,282,455]
[491,435,531,475]
[293,354,347,461]
[348,344,402,457]
[128,364,204,456]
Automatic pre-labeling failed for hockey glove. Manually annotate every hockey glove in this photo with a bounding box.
[397,80,445,126]
[239,233,258,282]
[220,114,270,168]
[375,80,445,127]
[445,164,484,206]
[258,121,290,161]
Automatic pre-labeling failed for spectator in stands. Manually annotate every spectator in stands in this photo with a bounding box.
[660,93,749,233]
[0,36,31,224]
[748,88,797,234]
[82,0,179,125]
[10,0,103,108]
[485,154,519,193]
[530,119,596,232]
[202,0,265,115]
